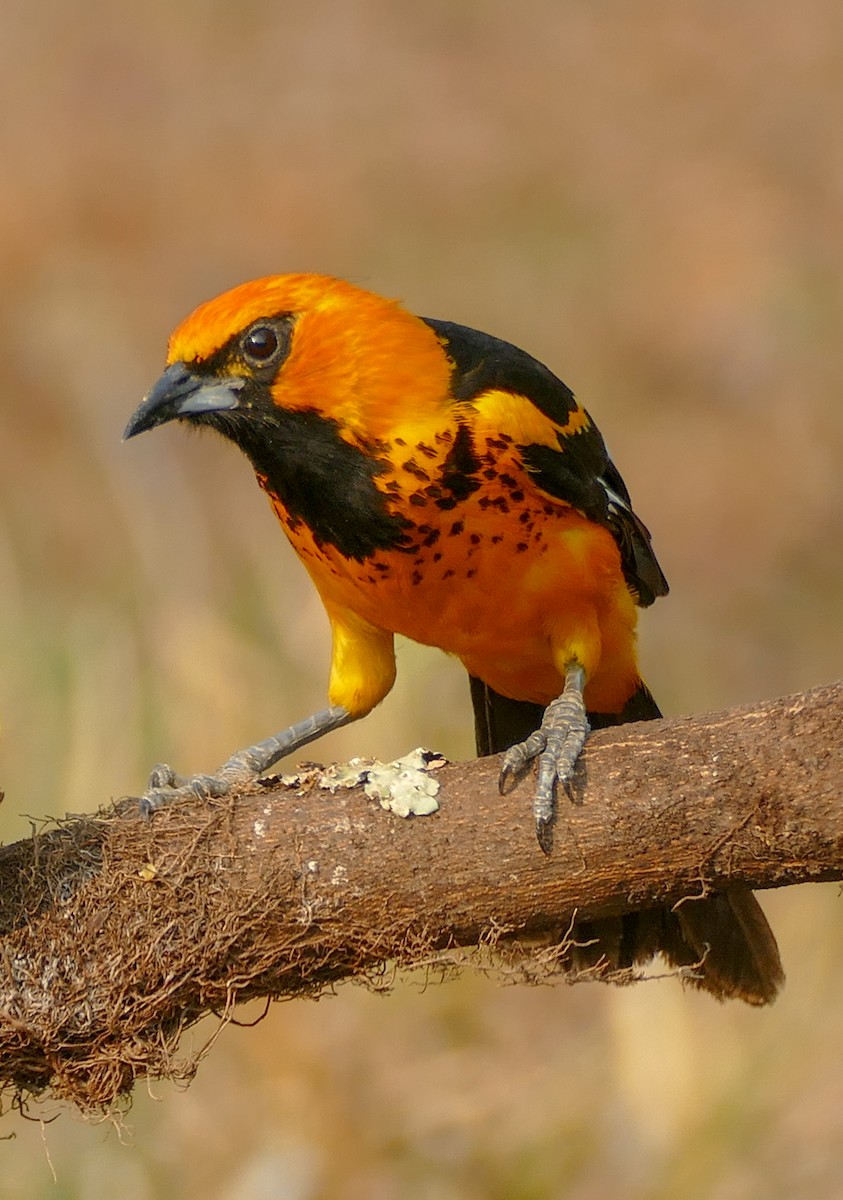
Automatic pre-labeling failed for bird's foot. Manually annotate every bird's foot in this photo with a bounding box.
[135,705,353,817]
[498,664,589,852]
[139,762,250,816]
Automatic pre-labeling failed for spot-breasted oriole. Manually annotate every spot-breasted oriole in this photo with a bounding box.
[125,273,783,1004]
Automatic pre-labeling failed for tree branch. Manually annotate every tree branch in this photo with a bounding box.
[0,682,840,1113]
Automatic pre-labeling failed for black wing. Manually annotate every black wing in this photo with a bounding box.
[422,318,668,607]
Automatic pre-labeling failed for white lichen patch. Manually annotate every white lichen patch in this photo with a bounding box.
[362,749,443,817]
[278,748,446,818]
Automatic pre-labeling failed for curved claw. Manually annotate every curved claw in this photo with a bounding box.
[534,750,559,824]
[536,815,554,856]
[498,761,517,794]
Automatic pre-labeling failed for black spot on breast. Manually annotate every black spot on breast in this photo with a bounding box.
[479,495,509,513]
[403,459,431,481]
[437,422,481,503]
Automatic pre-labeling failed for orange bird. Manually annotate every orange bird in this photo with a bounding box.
[125,273,783,1003]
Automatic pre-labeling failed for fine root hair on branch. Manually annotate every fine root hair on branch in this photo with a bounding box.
[0,681,840,1116]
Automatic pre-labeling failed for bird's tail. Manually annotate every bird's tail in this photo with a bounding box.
[469,677,784,1005]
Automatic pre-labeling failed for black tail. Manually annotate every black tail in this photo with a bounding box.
[469,677,784,1005]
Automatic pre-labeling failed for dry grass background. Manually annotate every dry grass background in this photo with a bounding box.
[1,0,842,1195]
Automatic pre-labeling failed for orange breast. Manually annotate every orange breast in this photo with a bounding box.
[265,424,642,714]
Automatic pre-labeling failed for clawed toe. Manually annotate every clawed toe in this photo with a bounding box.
[135,706,354,819]
[499,731,547,793]
[496,663,590,850]
[138,771,233,817]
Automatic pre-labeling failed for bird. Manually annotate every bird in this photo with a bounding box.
[124,272,783,1004]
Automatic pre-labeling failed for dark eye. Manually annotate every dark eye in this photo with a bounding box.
[241,324,282,365]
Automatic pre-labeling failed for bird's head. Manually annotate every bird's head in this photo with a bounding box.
[124,274,452,445]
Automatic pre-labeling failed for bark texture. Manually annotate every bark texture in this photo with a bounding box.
[0,682,840,1112]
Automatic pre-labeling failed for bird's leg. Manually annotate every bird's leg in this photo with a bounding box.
[499,663,590,850]
[139,705,353,816]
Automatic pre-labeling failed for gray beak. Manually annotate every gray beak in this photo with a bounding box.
[123,362,245,440]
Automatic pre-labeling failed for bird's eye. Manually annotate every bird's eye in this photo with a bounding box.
[242,324,282,365]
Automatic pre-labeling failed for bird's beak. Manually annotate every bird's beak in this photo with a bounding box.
[123,362,245,440]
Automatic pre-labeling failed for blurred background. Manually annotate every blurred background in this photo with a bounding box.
[1,0,842,1195]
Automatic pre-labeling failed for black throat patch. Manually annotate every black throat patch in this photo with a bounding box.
[197,401,414,561]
